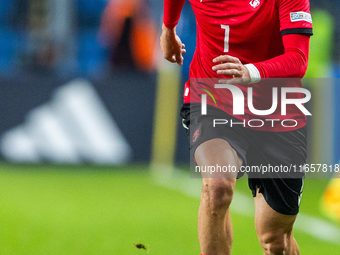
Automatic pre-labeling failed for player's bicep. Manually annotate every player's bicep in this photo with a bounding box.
[283,33,310,77]
[282,34,310,55]
[278,0,313,36]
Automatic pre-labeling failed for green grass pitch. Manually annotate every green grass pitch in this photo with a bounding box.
[0,163,339,254]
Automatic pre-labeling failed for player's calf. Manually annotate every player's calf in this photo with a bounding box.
[198,178,236,255]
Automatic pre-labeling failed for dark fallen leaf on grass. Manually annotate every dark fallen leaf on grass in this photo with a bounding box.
[133,243,147,250]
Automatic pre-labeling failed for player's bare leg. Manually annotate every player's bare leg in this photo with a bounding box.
[195,138,242,255]
[254,189,300,255]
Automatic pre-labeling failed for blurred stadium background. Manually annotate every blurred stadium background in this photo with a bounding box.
[0,0,339,254]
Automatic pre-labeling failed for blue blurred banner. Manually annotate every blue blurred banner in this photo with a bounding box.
[0,72,160,164]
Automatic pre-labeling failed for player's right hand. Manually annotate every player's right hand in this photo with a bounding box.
[160,24,186,66]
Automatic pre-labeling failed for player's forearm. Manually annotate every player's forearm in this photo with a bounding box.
[163,0,186,29]
[252,34,310,79]
[253,50,308,79]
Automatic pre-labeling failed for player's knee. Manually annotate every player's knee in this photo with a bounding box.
[259,232,286,255]
[201,178,235,213]
[263,243,285,255]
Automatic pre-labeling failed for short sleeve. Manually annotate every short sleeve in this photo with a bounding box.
[278,0,313,36]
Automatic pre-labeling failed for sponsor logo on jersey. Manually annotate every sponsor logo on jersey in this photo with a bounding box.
[290,12,312,23]
[249,0,260,8]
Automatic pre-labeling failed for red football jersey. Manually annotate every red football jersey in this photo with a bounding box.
[184,0,313,131]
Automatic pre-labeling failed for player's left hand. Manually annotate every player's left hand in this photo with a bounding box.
[212,55,250,84]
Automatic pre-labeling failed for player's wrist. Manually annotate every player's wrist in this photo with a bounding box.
[244,64,261,83]
[162,23,176,36]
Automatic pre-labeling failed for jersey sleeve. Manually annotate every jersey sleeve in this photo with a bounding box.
[163,0,186,29]
[278,0,313,36]
[253,33,310,78]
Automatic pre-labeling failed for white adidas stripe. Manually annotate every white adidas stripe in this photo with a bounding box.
[0,79,132,164]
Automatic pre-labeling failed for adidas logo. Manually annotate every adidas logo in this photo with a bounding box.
[0,79,132,164]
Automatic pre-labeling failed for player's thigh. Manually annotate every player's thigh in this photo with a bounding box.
[254,190,296,243]
[181,103,247,167]
[195,138,243,170]
[196,139,241,205]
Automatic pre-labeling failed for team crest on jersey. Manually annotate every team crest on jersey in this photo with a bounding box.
[249,0,260,8]
[192,128,200,143]
[290,12,312,23]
